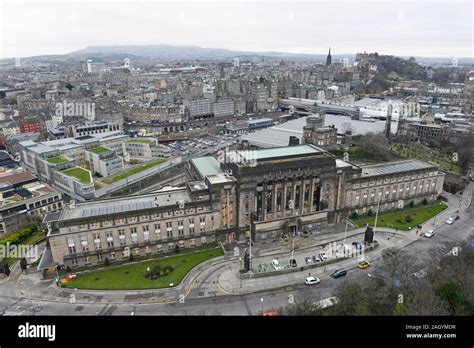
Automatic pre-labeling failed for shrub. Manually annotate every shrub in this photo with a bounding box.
[422,198,428,205]
[405,215,413,223]
[104,258,110,266]
[367,209,373,217]
[129,254,134,262]
[0,224,37,247]
[175,244,180,254]
[409,201,414,208]
[350,212,359,219]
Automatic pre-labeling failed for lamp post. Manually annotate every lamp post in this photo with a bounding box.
[373,193,382,235]
[260,297,264,315]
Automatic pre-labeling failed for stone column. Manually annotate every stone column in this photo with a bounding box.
[273,185,278,219]
[309,178,315,212]
[300,180,306,214]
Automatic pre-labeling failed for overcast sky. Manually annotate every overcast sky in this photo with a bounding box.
[0,0,472,59]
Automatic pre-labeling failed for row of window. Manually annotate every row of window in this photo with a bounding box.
[77,209,211,231]
[348,180,436,206]
[67,218,208,253]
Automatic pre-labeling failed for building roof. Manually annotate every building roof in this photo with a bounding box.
[0,171,36,186]
[236,144,321,162]
[191,157,223,178]
[58,189,191,222]
[360,160,436,177]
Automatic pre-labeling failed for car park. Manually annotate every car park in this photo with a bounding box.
[423,230,435,238]
[331,269,347,278]
[305,276,320,285]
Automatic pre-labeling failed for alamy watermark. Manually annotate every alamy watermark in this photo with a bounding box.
[55,100,95,119]
[0,243,38,259]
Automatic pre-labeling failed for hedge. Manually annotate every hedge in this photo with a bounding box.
[0,224,37,246]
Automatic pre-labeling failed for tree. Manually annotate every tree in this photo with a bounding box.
[422,198,428,205]
[367,209,373,217]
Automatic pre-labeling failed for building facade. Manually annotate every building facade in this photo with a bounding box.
[43,144,445,268]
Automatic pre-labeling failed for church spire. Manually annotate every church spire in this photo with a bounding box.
[326,47,332,66]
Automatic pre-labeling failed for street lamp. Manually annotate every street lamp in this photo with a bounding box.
[260,297,264,315]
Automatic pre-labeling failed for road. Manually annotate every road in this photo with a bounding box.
[0,185,472,315]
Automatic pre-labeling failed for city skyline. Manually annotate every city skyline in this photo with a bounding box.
[1,0,472,59]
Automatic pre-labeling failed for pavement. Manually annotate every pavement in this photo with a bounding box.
[0,184,471,315]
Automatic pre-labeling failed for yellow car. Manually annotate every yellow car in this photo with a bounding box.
[357,261,370,269]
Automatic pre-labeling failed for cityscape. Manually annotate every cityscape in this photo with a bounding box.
[0,0,473,344]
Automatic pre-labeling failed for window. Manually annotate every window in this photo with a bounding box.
[167,229,173,238]
[97,253,103,262]
[67,237,76,254]
[131,229,138,243]
[80,236,88,252]
[119,229,126,245]
[110,251,116,260]
[143,230,150,241]
[106,232,114,247]
[133,247,140,255]
[142,225,149,232]
[71,258,78,266]
[94,234,101,250]
[84,256,91,265]
[154,224,161,233]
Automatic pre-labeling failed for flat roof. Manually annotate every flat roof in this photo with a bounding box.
[191,157,223,178]
[360,160,436,177]
[58,189,191,222]
[236,144,321,161]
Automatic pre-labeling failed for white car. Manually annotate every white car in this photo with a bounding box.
[423,230,435,238]
[305,276,320,285]
[271,259,282,270]
[319,252,328,261]
[446,217,455,225]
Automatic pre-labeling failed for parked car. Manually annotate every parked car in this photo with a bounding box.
[331,269,347,278]
[423,230,435,238]
[357,261,370,269]
[289,259,297,267]
[271,259,282,270]
[305,257,313,264]
[446,217,455,225]
[319,252,328,261]
[352,241,363,250]
[305,276,320,285]
[312,255,321,262]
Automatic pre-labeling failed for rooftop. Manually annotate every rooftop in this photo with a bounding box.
[191,157,223,178]
[235,144,321,162]
[58,189,191,223]
[61,167,92,184]
[360,160,437,177]
[46,156,70,165]
[127,138,153,144]
[88,147,112,155]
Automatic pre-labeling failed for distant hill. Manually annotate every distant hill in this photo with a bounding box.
[69,44,352,60]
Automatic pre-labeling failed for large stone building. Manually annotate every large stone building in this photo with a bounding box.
[42,144,445,269]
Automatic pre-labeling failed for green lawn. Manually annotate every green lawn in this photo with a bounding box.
[88,146,112,155]
[353,202,448,231]
[62,167,92,184]
[47,156,69,165]
[128,138,153,144]
[102,159,167,184]
[63,247,224,290]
